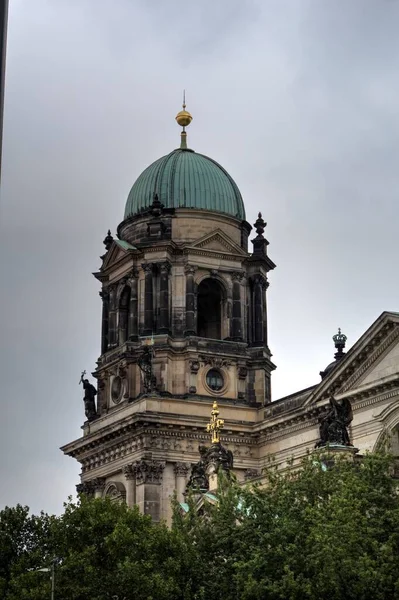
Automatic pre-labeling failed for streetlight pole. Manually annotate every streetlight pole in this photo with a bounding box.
[30,560,55,600]
[51,560,55,600]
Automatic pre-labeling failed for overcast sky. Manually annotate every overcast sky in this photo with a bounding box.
[1,0,399,515]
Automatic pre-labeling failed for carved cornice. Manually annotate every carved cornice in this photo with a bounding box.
[185,248,246,261]
[76,427,258,473]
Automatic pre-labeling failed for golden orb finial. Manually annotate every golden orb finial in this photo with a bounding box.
[175,90,192,148]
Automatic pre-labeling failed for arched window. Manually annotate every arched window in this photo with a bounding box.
[197,278,223,339]
[118,285,130,345]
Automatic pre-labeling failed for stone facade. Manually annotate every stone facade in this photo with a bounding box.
[61,135,399,524]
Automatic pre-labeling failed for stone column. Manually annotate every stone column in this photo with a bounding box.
[91,477,106,499]
[158,261,171,334]
[99,288,109,354]
[184,265,197,336]
[122,464,136,507]
[108,285,117,348]
[252,275,264,346]
[142,263,154,336]
[174,462,190,502]
[128,270,139,341]
[231,272,243,341]
[134,460,165,522]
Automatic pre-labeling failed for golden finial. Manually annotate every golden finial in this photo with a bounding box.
[175,90,193,149]
[206,400,224,444]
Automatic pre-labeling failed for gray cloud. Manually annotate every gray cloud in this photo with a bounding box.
[1,0,399,514]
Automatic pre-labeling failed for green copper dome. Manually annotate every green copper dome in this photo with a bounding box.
[124,148,246,220]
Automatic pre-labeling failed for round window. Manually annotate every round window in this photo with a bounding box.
[111,376,123,403]
[206,369,224,392]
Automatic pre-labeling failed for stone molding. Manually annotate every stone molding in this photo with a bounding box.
[338,326,399,393]
[104,481,126,502]
[79,428,257,474]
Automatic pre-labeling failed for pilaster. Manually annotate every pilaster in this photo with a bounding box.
[134,459,166,521]
[174,462,190,501]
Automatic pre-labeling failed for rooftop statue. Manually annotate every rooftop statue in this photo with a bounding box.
[79,370,98,422]
[316,395,353,448]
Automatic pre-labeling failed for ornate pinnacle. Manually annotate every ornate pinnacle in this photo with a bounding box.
[253,212,266,238]
[206,400,224,444]
[103,229,113,251]
[333,327,347,359]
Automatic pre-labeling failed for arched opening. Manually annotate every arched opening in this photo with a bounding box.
[197,279,223,339]
[104,482,126,504]
[118,285,130,345]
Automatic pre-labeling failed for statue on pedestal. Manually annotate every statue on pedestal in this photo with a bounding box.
[316,396,353,447]
[79,370,98,422]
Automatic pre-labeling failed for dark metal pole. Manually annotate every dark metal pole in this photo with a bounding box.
[0,0,8,183]
[51,560,55,600]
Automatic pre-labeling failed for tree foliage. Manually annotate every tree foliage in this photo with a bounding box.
[174,452,399,600]
[2,452,399,600]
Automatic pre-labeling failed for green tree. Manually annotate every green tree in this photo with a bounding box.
[4,496,194,600]
[173,452,399,600]
[0,504,54,599]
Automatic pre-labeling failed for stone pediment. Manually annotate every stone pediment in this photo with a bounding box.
[101,239,136,271]
[305,312,399,405]
[187,229,248,257]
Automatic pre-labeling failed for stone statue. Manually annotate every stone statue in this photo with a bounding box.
[79,371,98,422]
[316,395,353,447]
[186,445,209,492]
[205,442,233,473]
[138,346,156,394]
[186,443,234,493]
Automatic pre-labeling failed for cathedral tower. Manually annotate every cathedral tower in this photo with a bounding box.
[62,104,276,522]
